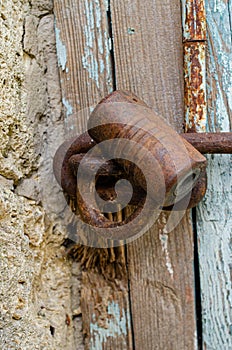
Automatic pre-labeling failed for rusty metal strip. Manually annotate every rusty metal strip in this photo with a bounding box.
[182,0,207,132]
[182,0,206,41]
[182,132,232,154]
[183,42,207,132]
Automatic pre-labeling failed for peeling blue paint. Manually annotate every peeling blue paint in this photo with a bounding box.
[82,0,113,91]
[127,27,135,35]
[104,0,109,12]
[213,0,226,14]
[62,98,73,118]
[205,0,232,132]
[195,1,232,349]
[90,301,130,349]
[99,58,105,74]
[55,21,67,71]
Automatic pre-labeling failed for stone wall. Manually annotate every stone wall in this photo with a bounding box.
[0,1,82,348]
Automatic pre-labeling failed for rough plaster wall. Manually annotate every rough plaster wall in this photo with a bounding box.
[0,1,82,348]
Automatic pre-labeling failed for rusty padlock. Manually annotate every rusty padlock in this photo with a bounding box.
[87,91,207,207]
[53,91,207,228]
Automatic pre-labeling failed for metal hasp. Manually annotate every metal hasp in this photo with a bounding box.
[182,132,232,154]
[53,91,231,227]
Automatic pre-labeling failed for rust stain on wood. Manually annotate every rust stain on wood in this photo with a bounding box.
[185,285,194,304]
[182,0,206,41]
[184,41,207,132]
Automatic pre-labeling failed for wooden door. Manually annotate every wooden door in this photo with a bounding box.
[195,1,232,349]
[54,0,231,349]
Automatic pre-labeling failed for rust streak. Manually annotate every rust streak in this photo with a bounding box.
[184,42,207,132]
[183,0,206,42]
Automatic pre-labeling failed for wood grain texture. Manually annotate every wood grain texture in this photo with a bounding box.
[196,1,232,348]
[54,1,132,349]
[111,0,184,130]
[81,271,133,350]
[54,0,114,134]
[197,155,232,349]
[205,0,232,132]
[111,1,197,349]
[54,0,199,349]
[126,213,197,350]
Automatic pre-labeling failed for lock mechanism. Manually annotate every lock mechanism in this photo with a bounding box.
[53,90,232,228]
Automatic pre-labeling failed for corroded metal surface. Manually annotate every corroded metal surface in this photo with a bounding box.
[163,169,207,211]
[88,90,206,207]
[182,132,232,154]
[182,0,206,41]
[182,0,207,132]
[53,132,96,197]
[53,91,208,228]
[184,42,207,132]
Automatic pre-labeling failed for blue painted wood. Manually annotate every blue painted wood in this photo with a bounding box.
[197,1,232,348]
[90,301,131,350]
[111,1,197,349]
[54,1,132,349]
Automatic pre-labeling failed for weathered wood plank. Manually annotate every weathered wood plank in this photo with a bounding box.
[81,271,133,350]
[111,0,184,130]
[197,155,232,349]
[54,0,114,134]
[54,1,132,349]
[111,1,197,349]
[205,0,232,132]
[196,1,232,348]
